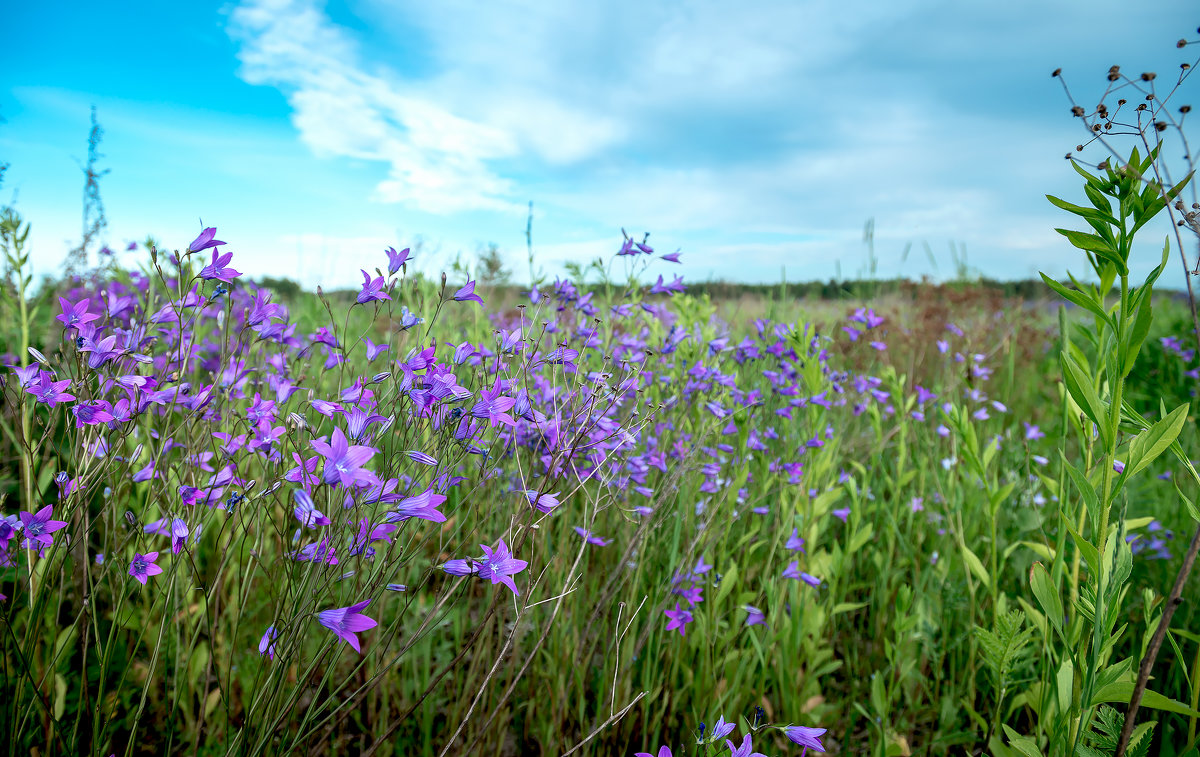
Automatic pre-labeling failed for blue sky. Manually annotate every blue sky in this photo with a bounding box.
[1,0,1195,289]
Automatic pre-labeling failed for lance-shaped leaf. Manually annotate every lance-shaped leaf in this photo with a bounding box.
[1060,352,1111,449]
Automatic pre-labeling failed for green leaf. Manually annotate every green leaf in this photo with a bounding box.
[1055,228,1127,273]
[1001,726,1044,757]
[1072,160,1104,186]
[1065,519,1100,577]
[1175,480,1200,524]
[1060,452,1100,527]
[1121,403,1188,481]
[1030,563,1065,641]
[848,522,875,554]
[961,542,991,589]
[1055,228,1118,257]
[1021,541,1056,562]
[53,673,67,721]
[715,561,738,606]
[1046,193,1117,225]
[1121,294,1153,377]
[1056,659,1074,714]
[1060,353,1111,449]
[1091,682,1200,717]
[1039,274,1113,327]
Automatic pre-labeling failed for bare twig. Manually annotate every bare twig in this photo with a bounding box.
[560,691,648,757]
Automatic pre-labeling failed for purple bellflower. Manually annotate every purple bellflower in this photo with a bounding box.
[385,246,411,273]
[310,427,377,488]
[784,725,827,753]
[317,599,377,654]
[20,506,68,548]
[452,280,484,306]
[188,227,226,252]
[664,603,693,636]
[259,626,278,660]
[129,552,163,585]
[356,270,391,304]
[56,298,101,329]
[198,249,241,282]
[27,372,76,407]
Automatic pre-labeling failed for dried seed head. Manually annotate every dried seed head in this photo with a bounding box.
[1117,98,1127,106]
[1180,39,1189,48]
[1098,160,1110,170]
[1141,72,1156,81]
[1071,105,1086,117]
[1052,67,1062,77]
[1181,105,1192,114]
[1076,145,1084,151]
[1155,121,1168,132]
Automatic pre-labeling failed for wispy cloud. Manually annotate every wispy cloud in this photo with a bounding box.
[228,0,525,214]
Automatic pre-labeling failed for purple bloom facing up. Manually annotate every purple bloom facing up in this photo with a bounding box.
[310,427,377,488]
[356,270,391,304]
[727,733,767,757]
[476,539,528,596]
[188,227,226,253]
[635,748,673,757]
[56,297,100,330]
[664,603,693,635]
[452,280,484,306]
[470,379,517,428]
[786,528,806,552]
[259,626,278,660]
[20,506,68,549]
[385,246,411,274]
[444,538,528,596]
[198,248,241,282]
[129,551,163,585]
[706,716,736,743]
[784,725,827,753]
[317,599,377,654]
[27,372,75,408]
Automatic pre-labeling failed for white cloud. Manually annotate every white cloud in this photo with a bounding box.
[220,0,1196,284]
[228,0,524,214]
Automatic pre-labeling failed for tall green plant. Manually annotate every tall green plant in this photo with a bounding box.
[1000,144,1197,756]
